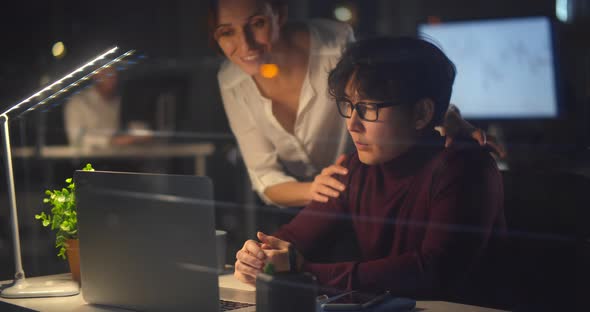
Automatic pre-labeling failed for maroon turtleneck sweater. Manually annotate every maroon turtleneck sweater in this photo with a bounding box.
[273,137,506,297]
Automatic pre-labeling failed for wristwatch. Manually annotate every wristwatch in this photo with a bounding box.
[288,244,297,273]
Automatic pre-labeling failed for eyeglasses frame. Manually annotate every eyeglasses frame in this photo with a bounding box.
[336,98,404,122]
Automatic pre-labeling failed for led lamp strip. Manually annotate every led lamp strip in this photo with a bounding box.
[1,47,131,116]
[25,49,136,114]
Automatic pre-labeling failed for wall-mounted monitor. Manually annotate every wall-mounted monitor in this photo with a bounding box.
[419,16,559,119]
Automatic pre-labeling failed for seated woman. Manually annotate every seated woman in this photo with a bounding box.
[233,36,506,299]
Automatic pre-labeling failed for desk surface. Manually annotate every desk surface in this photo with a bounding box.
[0,274,507,312]
[12,143,215,159]
[10,143,215,176]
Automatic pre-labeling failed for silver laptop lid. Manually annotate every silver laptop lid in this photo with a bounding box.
[75,171,218,312]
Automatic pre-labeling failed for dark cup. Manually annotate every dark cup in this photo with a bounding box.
[256,272,318,312]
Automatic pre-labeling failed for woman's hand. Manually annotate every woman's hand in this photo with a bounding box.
[234,239,266,286]
[234,232,304,286]
[258,232,303,273]
[308,155,348,203]
[436,105,507,158]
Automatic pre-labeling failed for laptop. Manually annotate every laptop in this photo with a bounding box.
[75,170,255,312]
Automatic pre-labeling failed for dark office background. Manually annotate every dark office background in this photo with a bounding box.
[1,0,589,308]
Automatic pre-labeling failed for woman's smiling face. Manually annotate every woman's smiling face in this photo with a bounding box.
[214,0,283,76]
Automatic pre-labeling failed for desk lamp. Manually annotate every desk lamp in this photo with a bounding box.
[1,47,136,298]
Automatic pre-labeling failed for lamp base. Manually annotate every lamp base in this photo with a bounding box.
[1,275,79,298]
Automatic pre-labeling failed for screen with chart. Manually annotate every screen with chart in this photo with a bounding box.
[419,17,559,119]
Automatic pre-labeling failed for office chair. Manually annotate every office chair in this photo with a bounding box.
[488,171,590,311]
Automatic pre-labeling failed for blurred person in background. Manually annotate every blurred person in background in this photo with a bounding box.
[64,66,152,148]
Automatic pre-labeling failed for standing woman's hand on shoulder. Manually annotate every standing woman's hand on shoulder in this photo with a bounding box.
[308,155,348,203]
[436,105,507,158]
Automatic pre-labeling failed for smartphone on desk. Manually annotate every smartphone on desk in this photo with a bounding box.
[321,290,391,311]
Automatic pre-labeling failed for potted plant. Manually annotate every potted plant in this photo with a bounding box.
[35,163,94,283]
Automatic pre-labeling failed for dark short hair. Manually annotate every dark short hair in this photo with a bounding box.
[207,0,286,53]
[328,36,456,127]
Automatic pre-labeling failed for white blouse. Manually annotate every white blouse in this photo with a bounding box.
[218,19,354,205]
[64,87,121,148]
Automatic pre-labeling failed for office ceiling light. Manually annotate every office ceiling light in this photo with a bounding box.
[556,0,570,22]
[556,0,590,24]
[334,6,353,22]
[52,41,66,59]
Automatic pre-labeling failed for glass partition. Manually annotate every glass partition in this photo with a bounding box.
[1,0,589,310]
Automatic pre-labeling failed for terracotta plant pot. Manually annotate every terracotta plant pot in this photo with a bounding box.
[65,239,81,284]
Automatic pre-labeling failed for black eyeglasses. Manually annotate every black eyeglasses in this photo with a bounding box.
[336,98,403,122]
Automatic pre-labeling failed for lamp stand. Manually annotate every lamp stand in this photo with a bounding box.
[0,114,79,298]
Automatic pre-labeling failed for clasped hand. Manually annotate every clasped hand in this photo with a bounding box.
[234,232,301,286]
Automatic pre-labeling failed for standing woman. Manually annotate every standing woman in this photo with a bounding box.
[211,0,354,207]
[209,0,502,208]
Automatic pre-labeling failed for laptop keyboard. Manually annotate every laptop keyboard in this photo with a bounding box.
[219,299,255,311]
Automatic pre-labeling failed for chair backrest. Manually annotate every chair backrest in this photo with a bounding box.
[498,170,590,311]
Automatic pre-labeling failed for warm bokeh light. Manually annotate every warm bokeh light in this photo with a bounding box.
[334,6,353,22]
[260,63,279,78]
[427,16,442,24]
[52,41,66,59]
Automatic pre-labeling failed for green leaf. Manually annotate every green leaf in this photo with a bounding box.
[51,216,60,229]
[56,234,65,243]
[36,163,92,260]
[60,222,71,232]
[58,247,66,260]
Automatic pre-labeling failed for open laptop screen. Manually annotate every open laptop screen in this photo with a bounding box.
[75,171,219,311]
